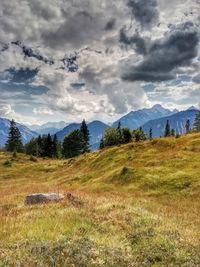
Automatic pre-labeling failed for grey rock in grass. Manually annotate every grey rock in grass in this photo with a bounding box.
[25,193,64,205]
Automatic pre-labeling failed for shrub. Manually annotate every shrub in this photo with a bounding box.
[3,160,12,167]
[30,155,37,162]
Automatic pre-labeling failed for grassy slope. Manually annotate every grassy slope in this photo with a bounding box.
[0,134,200,266]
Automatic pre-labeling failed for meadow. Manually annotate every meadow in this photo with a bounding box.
[0,134,200,266]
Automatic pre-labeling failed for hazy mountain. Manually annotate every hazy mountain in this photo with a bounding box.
[142,109,198,137]
[56,121,109,150]
[113,104,177,129]
[29,121,67,135]
[0,118,38,147]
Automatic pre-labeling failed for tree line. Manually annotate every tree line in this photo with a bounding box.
[4,111,200,158]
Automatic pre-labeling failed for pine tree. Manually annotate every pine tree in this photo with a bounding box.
[117,121,123,144]
[122,128,132,143]
[63,129,84,158]
[194,111,200,132]
[149,128,153,140]
[37,135,43,157]
[185,119,191,134]
[52,134,59,158]
[80,120,90,153]
[6,120,24,152]
[171,129,175,136]
[46,134,53,158]
[99,137,104,149]
[164,120,171,137]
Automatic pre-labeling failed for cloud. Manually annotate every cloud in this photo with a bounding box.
[0,104,16,118]
[122,21,199,82]
[127,0,159,29]
[0,0,200,124]
[33,107,54,115]
[192,74,200,83]
[0,104,42,124]
[119,29,148,55]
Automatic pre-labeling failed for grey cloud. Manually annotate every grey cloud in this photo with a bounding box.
[42,10,104,49]
[119,29,147,55]
[193,74,200,83]
[104,18,116,31]
[11,41,54,65]
[122,21,199,82]
[127,0,159,29]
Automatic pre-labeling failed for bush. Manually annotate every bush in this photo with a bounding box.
[12,150,17,158]
[30,155,37,162]
[3,160,12,167]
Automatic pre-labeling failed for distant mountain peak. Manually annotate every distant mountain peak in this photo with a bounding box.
[187,106,198,111]
[152,104,164,109]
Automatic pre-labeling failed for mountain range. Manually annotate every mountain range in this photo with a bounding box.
[142,109,198,137]
[112,104,177,129]
[0,105,199,149]
[28,121,67,135]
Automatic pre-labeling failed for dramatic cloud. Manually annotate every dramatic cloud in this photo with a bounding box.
[0,0,200,124]
[122,21,199,82]
[127,0,159,29]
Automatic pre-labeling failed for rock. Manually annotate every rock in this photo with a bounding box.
[25,193,64,205]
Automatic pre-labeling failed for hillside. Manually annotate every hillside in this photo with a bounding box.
[0,134,200,266]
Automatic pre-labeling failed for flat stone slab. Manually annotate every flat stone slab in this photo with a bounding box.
[25,193,64,205]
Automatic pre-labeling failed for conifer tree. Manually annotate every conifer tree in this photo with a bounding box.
[185,119,191,134]
[80,120,90,153]
[149,128,153,140]
[193,111,200,132]
[63,129,84,158]
[52,134,59,158]
[164,120,171,137]
[6,120,24,152]
[117,121,124,144]
[99,137,104,149]
[171,128,175,136]
[122,128,132,143]
[46,134,53,158]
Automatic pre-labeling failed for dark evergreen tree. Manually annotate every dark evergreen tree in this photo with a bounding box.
[52,134,59,158]
[164,120,171,137]
[185,119,191,134]
[117,121,124,144]
[99,137,104,149]
[37,135,43,157]
[193,111,200,132]
[171,128,175,136]
[45,134,53,158]
[149,128,153,140]
[80,119,90,153]
[25,138,38,156]
[122,128,132,143]
[63,129,84,158]
[6,120,24,152]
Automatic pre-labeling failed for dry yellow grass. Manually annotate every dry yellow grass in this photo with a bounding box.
[0,134,200,266]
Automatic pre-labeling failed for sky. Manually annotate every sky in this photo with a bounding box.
[0,0,200,125]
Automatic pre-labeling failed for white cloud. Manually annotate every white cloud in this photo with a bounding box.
[33,107,54,115]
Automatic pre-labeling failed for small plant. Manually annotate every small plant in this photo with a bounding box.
[30,155,37,162]
[3,160,12,167]
[12,150,17,158]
